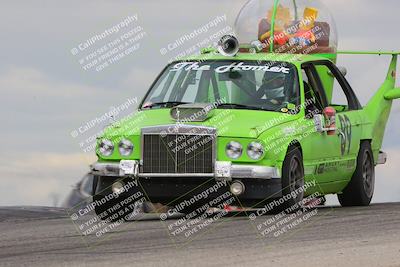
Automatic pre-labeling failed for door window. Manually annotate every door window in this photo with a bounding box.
[313,62,360,112]
[301,65,328,118]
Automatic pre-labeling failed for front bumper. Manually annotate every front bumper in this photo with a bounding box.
[91,161,282,206]
[90,160,281,181]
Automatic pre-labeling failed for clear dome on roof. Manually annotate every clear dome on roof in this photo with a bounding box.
[234,0,338,54]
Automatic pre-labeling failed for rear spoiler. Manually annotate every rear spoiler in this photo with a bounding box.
[337,50,399,82]
[337,51,400,55]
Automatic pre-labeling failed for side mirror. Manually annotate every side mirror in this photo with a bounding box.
[384,88,400,100]
[313,107,337,135]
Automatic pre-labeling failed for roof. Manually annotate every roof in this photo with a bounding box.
[181,52,334,65]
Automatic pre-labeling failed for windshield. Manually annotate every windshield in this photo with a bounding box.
[141,60,299,112]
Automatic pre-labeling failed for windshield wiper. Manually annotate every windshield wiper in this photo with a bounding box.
[217,103,269,111]
[142,101,190,109]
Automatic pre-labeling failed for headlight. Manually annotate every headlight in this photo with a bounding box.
[118,139,134,156]
[247,142,264,160]
[226,141,243,159]
[99,139,114,156]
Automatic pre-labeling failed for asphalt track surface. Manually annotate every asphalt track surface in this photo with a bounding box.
[0,203,399,267]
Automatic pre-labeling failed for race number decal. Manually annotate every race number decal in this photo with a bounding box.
[338,115,352,156]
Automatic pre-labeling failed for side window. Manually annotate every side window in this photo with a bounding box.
[332,80,348,107]
[314,64,355,112]
[301,66,328,118]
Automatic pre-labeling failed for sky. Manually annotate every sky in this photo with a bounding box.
[0,0,399,206]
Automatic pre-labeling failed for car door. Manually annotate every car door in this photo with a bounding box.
[311,61,362,182]
[300,63,342,184]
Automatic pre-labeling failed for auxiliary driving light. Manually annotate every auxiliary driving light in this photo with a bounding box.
[99,139,114,157]
[118,139,134,156]
[230,181,245,196]
[226,141,243,159]
[112,181,125,194]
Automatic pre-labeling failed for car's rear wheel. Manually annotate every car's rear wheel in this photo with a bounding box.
[338,141,375,206]
[278,145,305,212]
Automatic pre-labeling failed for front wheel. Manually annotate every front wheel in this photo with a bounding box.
[338,142,375,207]
[278,145,305,212]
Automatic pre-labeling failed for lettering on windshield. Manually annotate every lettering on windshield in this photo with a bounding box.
[170,62,290,74]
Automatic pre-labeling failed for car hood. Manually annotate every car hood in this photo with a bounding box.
[104,108,298,138]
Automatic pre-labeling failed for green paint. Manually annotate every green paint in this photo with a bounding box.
[269,0,280,53]
[384,89,400,100]
[95,50,399,196]
[338,51,400,55]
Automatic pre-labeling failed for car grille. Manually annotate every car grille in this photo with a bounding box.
[141,126,215,174]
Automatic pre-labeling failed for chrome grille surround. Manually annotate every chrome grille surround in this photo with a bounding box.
[141,125,216,176]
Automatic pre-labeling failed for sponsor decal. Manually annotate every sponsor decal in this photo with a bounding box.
[338,114,352,156]
[315,159,355,174]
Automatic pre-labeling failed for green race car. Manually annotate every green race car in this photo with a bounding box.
[90,35,400,217]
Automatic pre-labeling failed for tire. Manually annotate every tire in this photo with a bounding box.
[338,142,375,207]
[278,145,305,212]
